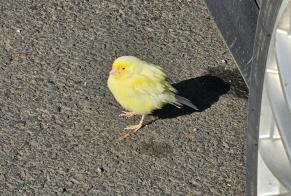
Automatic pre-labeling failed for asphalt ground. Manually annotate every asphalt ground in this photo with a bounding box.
[0,0,248,195]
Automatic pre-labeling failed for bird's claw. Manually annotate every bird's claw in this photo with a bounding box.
[118,131,131,141]
[118,124,142,141]
[124,124,142,132]
[118,111,135,118]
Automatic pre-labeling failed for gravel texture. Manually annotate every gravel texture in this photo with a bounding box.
[0,0,248,195]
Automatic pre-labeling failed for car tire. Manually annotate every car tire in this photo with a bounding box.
[247,0,291,195]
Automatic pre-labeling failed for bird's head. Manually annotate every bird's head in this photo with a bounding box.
[109,56,139,79]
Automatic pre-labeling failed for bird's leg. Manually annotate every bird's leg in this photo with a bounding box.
[118,115,146,141]
[119,111,136,118]
[124,114,145,132]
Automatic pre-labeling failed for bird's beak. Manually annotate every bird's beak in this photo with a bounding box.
[110,68,118,76]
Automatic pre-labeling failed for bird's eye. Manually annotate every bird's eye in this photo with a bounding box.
[121,67,125,70]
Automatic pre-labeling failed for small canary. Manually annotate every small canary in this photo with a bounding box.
[107,56,198,139]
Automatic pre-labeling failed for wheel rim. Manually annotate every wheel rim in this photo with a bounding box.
[258,0,291,195]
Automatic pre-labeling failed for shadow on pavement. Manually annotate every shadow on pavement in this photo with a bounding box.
[152,75,230,119]
[207,66,249,99]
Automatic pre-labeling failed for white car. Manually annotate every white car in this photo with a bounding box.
[205,1,291,195]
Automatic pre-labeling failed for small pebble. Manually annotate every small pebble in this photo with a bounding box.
[221,59,228,64]
[97,167,105,173]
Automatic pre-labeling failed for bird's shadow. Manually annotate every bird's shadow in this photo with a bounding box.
[152,75,230,119]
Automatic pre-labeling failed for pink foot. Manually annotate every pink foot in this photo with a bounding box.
[118,124,142,141]
[118,132,131,141]
[124,124,142,132]
[118,115,146,141]
[119,111,135,118]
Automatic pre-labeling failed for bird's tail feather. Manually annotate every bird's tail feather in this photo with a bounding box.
[175,95,198,110]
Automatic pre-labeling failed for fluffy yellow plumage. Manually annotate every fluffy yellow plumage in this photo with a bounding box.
[107,56,197,140]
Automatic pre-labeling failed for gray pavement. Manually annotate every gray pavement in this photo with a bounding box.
[0,0,248,195]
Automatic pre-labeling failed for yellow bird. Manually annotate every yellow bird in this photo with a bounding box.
[107,56,198,139]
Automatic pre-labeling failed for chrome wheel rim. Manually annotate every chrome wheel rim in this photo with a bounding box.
[258,0,291,195]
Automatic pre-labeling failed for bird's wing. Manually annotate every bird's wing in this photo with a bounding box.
[133,63,176,94]
[131,72,178,104]
[132,74,166,96]
[139,63,167,81]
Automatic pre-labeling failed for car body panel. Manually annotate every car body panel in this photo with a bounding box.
[204,0,259,86]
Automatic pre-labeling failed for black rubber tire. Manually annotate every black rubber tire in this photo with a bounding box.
[246,1,283,195]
